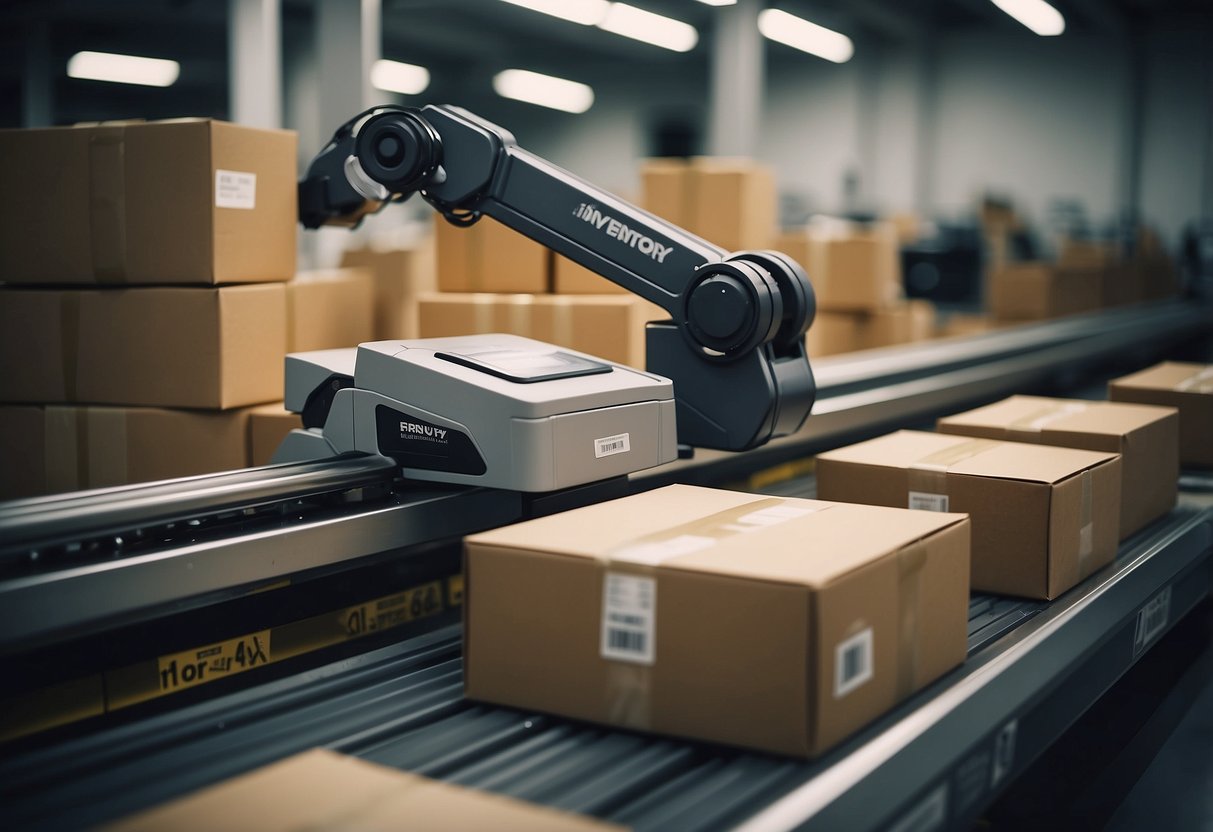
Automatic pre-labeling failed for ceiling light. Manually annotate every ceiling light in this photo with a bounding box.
[757,9,853,63]
[370,59,430,95]
[493,69,595,114]
[66,51,179,87]
[694,0,737,5]
[599,3,698,52]
[498,0,610,26]
[989,0,1065,36]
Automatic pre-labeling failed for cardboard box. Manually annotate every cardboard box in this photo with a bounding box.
[107,748,620,832]
[817,431,1122,599]
[938,313,1000,339]
[0,284,286,409]
[0,119,297,285]
[640,158,777,251]
[465,484,970,758]
[806,312,862,357]
[777,221,902,312]
[248,403,302,467]
[436,216,549,293]
[286,268,374,352]
[553,254,628,294]
[340,236,437,340]
[1110,362,1213,468]
[857,300,936,349]
[0,404,253,500]
[938,395,1179,539]
[418,293,662,368]
[989,263,1102,321]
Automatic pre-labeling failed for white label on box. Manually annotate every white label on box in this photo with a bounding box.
[908,491,949,512]
[215,169,257,209]
[595,432,631,458]
[1133,585,1171,657]
[601,573,656,665]
[834,627,874,698]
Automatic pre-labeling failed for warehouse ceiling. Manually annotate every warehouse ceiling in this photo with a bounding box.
[0,0,1207,128]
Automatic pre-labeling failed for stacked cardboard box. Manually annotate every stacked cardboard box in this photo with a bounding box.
[340,234,437,340]
[1110,362,1213,468]
[0,119,299,499]
[640,157,778,251]
[778,219,934,356]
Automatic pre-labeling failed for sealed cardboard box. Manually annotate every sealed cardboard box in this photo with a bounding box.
[0,404,253,500]
[0,119,297,285]
[989,263,1101,321]
[418,293,662,368]
[108,748,620,832]
[436,216,548,293]
[465,484,970,758]
[0,284,286,409]
[777,221,901,312]
[806,312,862,357]
[938,395,1178,539]
[248,403,303,467]
[553,254,628,294]
[817,431,1121,599]
[1110,362,1213,468]
[640,158,777,251]
[340,236,437,340]
[286,268,374,352]
[938,312,1000,339]
[857,299,936,349]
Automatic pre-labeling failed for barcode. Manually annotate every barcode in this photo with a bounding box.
[602,441,624,452]
[834,628,874,698]
[608,613,646,627]
[607,628,647,654]
[594,433,631,458]
[1133,586,1171,656]
[908,491,949,512]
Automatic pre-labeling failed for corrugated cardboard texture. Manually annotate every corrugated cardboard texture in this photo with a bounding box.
[640,158,776,251]
[465,484,969,757]
[938,395,1178,539]
[0,284,285,409]
[818,430,1122,599]
[418,293,662,368]
[436,216,549,293]
[340,236,437,340]
[286,268,374,352]
[248,403,302,467]
[1110,362,1213,468]
[106,748,622,832]
[0,119,296,285]
[777,223,902,312]
[989,263,1102,321]
[0,404,253,500]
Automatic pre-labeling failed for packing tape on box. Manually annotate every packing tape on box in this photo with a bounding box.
[1175,366,1213,393]
[896,540,928,700]
[1078,468,1094,565]
[906,438,1000,511]
[1006,401,1089,438]
[88,128,128,283]
[599,497,829,730]
[59,293,81,401]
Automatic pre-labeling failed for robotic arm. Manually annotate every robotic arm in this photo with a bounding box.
[299,104,816,452]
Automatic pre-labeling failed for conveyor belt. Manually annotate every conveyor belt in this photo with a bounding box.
[3,488,1208,832]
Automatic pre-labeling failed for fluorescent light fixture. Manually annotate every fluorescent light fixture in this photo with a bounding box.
[67,51,179,87]
[493,69,595,114]
[600,3,698,52]
[757,9,853,63]
[498,0,610,26]
[371,59,430,95]
[694,0,737,5]
[989,0,1065,35]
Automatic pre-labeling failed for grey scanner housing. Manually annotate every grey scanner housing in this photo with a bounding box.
[277,334,678,492]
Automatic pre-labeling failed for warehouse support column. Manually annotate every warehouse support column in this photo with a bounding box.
[317,0,379,141]
[22,21,51,128]
[708,0,763,158]
[228,0,283,128]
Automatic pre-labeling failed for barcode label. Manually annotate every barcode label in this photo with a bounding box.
[595,433,631,458]
[1133,585,1171,656]
[908,491,949,512]
[215,169,256,209]
[834,627,874,698]
[601,573,655,665]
